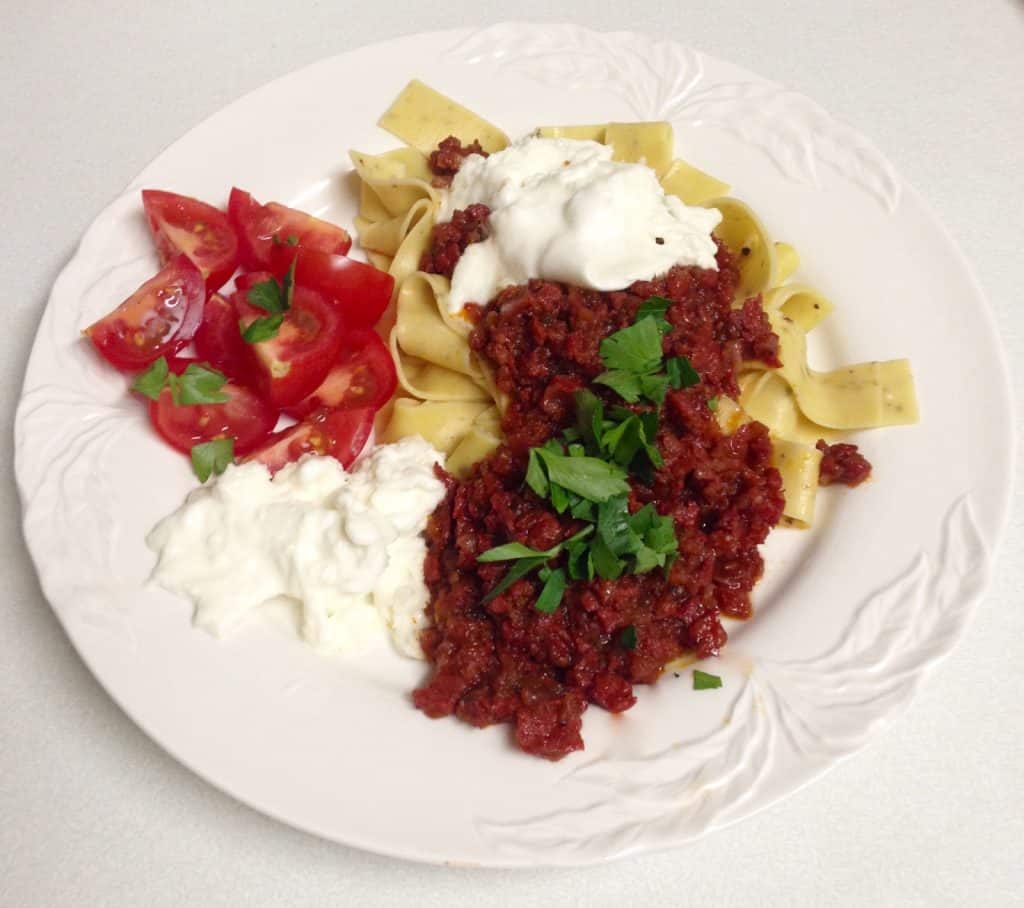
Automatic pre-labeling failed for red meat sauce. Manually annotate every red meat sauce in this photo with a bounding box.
[427,135,487,188]
[817,439,872,487]
[413,244,790,760]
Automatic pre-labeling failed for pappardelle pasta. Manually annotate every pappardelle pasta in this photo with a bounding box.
[352,79,918,528]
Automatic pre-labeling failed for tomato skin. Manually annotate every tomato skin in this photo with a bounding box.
[194,292,256,384]
[85,254,205,371]
[228,188,351,271]
[269,246,393,330]
[141,190,238,292]
[234,278,346,408]
[243,407,374,474]
[284,329,396,419]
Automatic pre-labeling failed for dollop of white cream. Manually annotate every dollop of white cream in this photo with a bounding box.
[440,136,722,312]
[146,436,446,659]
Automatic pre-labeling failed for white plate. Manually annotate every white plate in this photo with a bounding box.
[14,23,1013,867]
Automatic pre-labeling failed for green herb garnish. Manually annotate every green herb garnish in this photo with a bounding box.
[598,316,664,375]
[693,669,723,690]
[191,437,235,483]
[131,357,229,405]
[171,362,230,405]
[131,357,170,401]
[666,356,700,389]
[707,396,719,412]
[534,567,567,614]
[620,625,638,650]
[241,259,297,343]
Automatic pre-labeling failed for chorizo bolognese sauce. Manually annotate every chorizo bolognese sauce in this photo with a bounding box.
[413,242,790,760]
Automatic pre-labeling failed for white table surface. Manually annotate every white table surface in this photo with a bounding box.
[2,2,1022,905]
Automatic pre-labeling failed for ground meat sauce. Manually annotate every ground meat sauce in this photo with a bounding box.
[427,135,487,188]
[816,439,872,487]
[413,244,788,759]
[420,203,491,278]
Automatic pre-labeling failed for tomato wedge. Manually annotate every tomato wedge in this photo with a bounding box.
[194,292,255,384]
[84,254,204,371]
[228,188,352,271]
[142,190,238,292]
[147,357,277,456]
[234,273,346,408]
[284,329,396,419]
[243,407,374,474]
[269,246,393,330]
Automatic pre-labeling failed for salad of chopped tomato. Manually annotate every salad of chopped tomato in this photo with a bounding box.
[84,188,397,481]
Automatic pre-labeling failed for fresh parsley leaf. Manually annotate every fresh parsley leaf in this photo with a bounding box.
[191,438,234,483]
[633,546,664,573]
[643,513,678,554]
[534,567,567,614]
[635,296,672,334]
[707,396,719,412]
[574,389,605,451]
[246,278,286,315]
[666,356,700,389]
[170,363,229,405]
[280,255,298,310]
[131,357,169,401]
[273,233,300,247]
[591,533,625,580]
[639,372,670,405]
[549,481,570,514]
[483,557,545,603]
[525,449,549,498]
[535,448,630,503]
[628,503,658,536]
[599,317,664,375]
[603,416,646,467]
[241,313,285,343]
[597,496,642,556]
[620,625,638,650]
[594,369,643,403]
[566,540,594,581]
[477,526,593,564]
[478,542,554,563]
[570,497,597,521]
[693,669,723,690]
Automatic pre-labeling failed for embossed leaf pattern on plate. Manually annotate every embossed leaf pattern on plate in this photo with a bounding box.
[447,23,900,212]
[480,497,986,858]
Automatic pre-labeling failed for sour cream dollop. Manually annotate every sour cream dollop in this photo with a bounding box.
[146,436,446,658]
[440,135,722,313]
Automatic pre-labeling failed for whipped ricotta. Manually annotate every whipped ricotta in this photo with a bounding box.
[440,135,722,312]
[146,436,446,658]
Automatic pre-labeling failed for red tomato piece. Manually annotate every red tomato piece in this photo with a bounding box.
[142,190,239,292]
[234,275,346,408]
[147,356,277,456]
[269,246,393,330]
[84,254,205,371]
[228,187,351,271]
[243,407,374,474]
[284,329,397,419]
[194,292,256,384]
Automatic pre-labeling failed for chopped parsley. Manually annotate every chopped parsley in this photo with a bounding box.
[620,625,638,650]
[131,357,229,406]
[692,669,723,690]
[240,258,297,343]
[475,296,715,612]
[190,438,235,483]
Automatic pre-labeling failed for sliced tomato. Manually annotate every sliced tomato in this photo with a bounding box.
[147,357,277,456]
[194,292,256,384]
[85,254,205,371]
[284,329,396,419]
[142,190,238,292]
[243,407,374,474]
[228,187,351,271]
[269,246,393,330]
[234,275,346,408]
